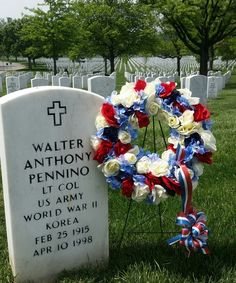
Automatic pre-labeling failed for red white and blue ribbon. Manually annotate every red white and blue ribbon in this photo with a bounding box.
[167,144,210,254]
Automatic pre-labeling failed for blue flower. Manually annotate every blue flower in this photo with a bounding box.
[106,176,121,190]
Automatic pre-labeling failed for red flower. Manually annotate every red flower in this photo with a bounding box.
[135,111,150,128]
[193,104,210,122]
[160,176,181,195]
[167,144,176,153]
[145,173,161,190]
[159,82,176,98]
[101,103,119,127]
[194,152,213,164]
[114,141,132,157]
[121,178,134,197]
[134,80,146,91]
[93,140,113,164]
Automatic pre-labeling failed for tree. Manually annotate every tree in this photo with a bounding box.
[139,0,236,75]
[22,0,75,74]
[216,37,236,68]
[71,0,159,74]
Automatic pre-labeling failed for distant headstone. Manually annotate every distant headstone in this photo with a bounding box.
[0,86,108,283]
[88,76,115,98]
[18,74,28,90]
[31,77,49,87]
[6,76,20,94]
[157,76,168,82]
[52,75,60,86]
[145,77,153,83]
[82,75,88,89]
[0,76,2,93]
[180,77,186,89]
[59,76,70,87]
[185,75,207,104]
[207,76,218,99]
[72,75,82,89]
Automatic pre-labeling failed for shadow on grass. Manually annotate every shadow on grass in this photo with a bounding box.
[57,238,236,283]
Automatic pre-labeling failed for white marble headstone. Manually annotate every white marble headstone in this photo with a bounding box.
[31,77,49,87]
[6,76,20,94]
[185,75,207,104]
[59,76,70,87]
[88,76,115,98]
[207,76,218,99]
[72,75,82,89]
[0,87,108,283]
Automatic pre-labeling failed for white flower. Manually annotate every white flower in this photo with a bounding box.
[110,92,121,105]
[168,136,185,147]
[157,109,169,122]
[168,115,180,128]
[128,145,140,156]
[120,82,135,94]
[192,158,204,176]
[136,156,151,174]
[198,128,217,152]
[132,183,150,202]
[161,149,175,161]
[145,93,160,115]
[118,130,131,144]
[177,122,200,136]
[123,153,137,164]
[102,159,120,177]
[152,185,168,205]
[119,82,140,108]
[95,113,108,130]
[179,110,194,126]
[144,82,155,97]
[90,135,100,150]
[150,159,169,177]
[178,88,200,105]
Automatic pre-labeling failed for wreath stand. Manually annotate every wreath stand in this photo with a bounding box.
[117,116,178,249]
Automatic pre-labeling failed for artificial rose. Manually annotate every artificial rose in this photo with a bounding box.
[193,103,211,122]
[90,135,101,151]
[198,129,217,152]
[121,178,134,197]
[118,130,132,144]
[192,159,204,176]
[95,113,109,130]
[177,122,200,136]
[168,136,185,147]
[120,82,135,95]
[144,82,156,97]
[114,141,132,157]
[110,92,121,106]
[127,145,140,156]
[132,183,150,202]
[93,140,113,164]
[102,159,120,177]
[135,111,150,128]
[123,152,137,164]
[168,115,180,128]
[157,109,169,122]
[101,103,118,127]
[152,184,169,205]
[178,88,199,105]
[194,151,213,164]
[179,110,194,126]
[134,80,146,91]
[145,94,160,115]
[136,156,151,174]
[150,159,169,177]
[161,149,176,161]
[159,82,176,98]
[172,101,188,113]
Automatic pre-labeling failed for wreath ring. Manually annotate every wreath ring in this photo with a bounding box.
[91,79,216,254]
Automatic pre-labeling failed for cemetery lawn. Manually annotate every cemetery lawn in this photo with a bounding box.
[1,72,236,283]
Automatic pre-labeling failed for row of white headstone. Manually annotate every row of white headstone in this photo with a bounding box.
[125,70,232,104]
[2,71,116,98]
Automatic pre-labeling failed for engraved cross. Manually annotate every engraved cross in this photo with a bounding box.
[47,101,67,126]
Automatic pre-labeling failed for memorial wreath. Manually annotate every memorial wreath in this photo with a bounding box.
[91,79,216,254]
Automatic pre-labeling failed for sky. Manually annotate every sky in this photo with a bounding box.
[0,0,44,20]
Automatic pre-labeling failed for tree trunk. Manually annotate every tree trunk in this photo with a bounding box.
[53,57,57,75]
[33,58,36,67]
[104,57,108,75]
[28,57,32,70]
[209,46,214,71]
[109,52,115,74]
[177,56,181,76]
[199,46,208,76]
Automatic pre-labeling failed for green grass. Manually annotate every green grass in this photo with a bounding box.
[0,70,236,283]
